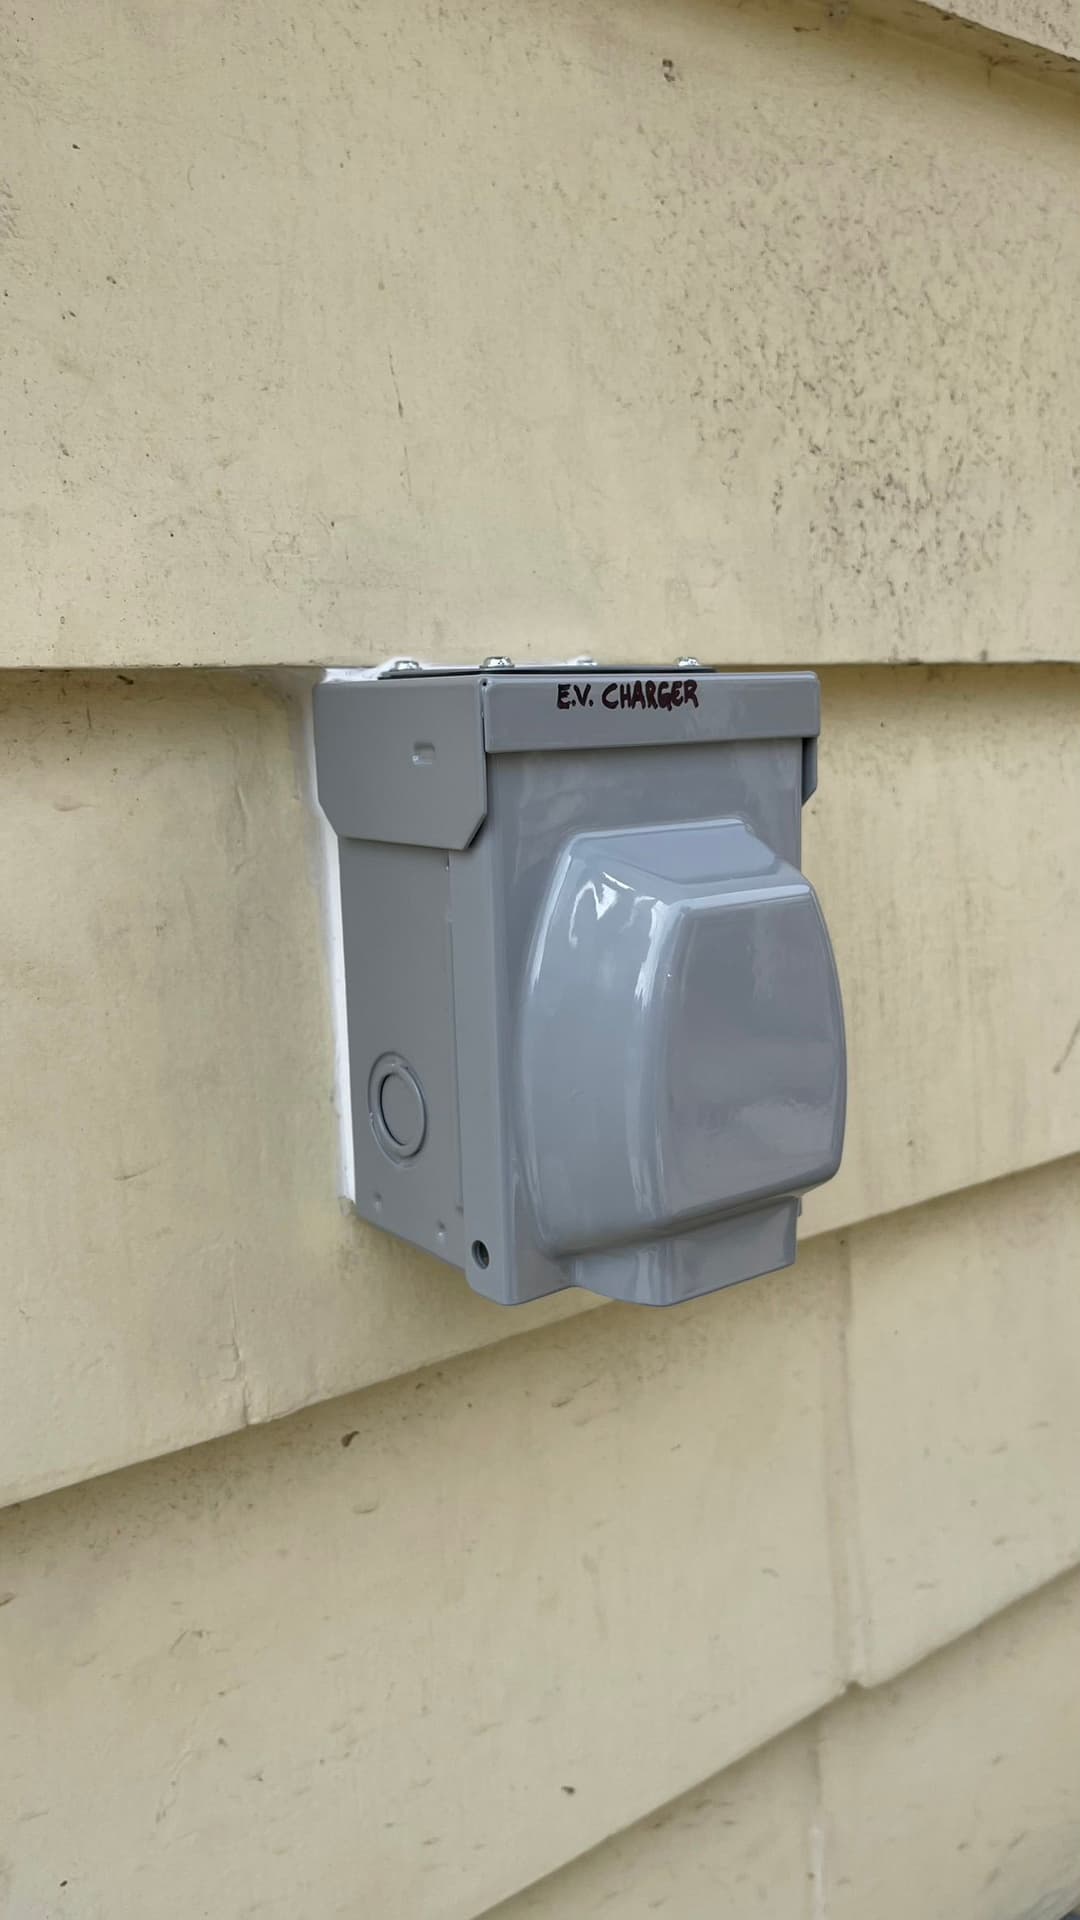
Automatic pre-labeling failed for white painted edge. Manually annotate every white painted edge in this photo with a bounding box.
[320,663,395,683]
[265,667,359,1202]
[310,677,357,1200]
[314,752,356,1203]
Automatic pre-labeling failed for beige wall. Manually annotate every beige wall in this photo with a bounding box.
[2,0,1079,1914]
[4,662,1078,1506]
[2,0,1080,672]
[4,1168,1080,1918]
[490,1569,1080,1920]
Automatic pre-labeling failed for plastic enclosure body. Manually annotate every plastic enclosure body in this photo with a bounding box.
[314,666,846,1307]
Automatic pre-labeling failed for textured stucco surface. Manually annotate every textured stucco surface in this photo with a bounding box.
[1,0,1079,669]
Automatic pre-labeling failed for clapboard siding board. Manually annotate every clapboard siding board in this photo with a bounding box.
[4,1185,1080,1919]
[0,1244,845,1920]
[487,1567,1080,1920]
[1,0,1079,668]
[1,666,1078,1507]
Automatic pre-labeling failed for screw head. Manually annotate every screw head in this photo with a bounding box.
[675,656,702,668]
[480,655,514,670]
[389,657,422,673]
[566,654,599,667]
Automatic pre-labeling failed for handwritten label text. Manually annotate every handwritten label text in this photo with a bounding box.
[556,677,699,713]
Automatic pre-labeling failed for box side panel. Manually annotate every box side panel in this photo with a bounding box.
[448,824,567,1306]
[340,839,463,1267]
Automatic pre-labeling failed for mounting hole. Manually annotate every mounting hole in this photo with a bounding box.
[368,1054,427,1163]
[471,1239,490,1270]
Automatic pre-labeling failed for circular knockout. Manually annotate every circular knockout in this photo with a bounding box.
[368,1054,427,1162]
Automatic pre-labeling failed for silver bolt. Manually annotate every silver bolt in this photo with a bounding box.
[480,655,514,670]
[675,656,702,668]
[389,657,422,673]
[566,654,599,667]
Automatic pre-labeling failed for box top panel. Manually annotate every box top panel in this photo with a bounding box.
[314,669,820,846]
[475,668,819,754]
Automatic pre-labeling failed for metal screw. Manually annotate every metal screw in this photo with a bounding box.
[675,656,702,668]
[480,655,514,670]
[389,657,422,673]
[566,654,599,667]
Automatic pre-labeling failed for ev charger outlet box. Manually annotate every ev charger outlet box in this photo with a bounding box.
[314,665,846,1307]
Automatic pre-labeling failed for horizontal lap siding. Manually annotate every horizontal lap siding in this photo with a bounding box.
[1,665,1078,1504]
[3,0,1078,1914]
[1,0,1078,667]
[845,1158,1080,1681]
[804,666,1080,1238]
[0,1244,846,1920]
[487,1565,1080,1920]
[4,1157,1080,1916]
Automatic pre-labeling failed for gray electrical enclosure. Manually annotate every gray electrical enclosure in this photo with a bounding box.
[314,665,845,1307]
